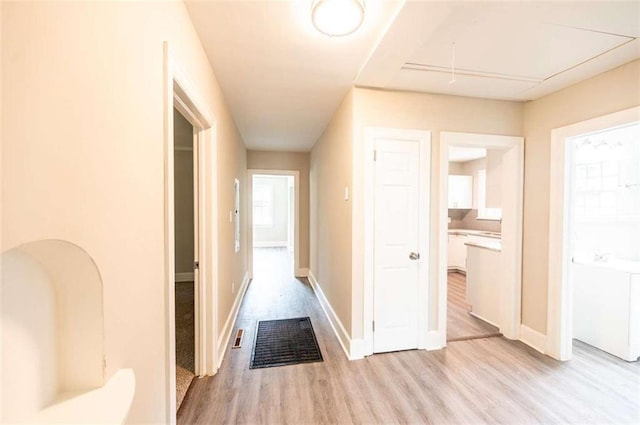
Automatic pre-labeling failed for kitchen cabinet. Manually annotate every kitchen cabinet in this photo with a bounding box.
[448,175,472,209]
[447,234,468,272]
[448,231,501,274]
[466,244,502,327]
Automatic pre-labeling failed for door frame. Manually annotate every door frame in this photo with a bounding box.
[163,43,219,424]
[547,106,640,361]
[439,132,524,346]
[363,127,432,356]
[247,169,301,278]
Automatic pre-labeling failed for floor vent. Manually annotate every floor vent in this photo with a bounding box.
[232,329,244,349]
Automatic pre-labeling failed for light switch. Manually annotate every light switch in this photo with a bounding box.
[344,187,349,201]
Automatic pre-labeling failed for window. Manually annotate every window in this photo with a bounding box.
[253,181,274,227]
[477,169,502,220]
[572,123,640,221]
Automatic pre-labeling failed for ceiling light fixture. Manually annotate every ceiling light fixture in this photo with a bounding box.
[311,0,365,37]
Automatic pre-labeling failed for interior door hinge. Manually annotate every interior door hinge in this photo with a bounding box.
[193,261,199,270]
[372,321,375,332]
[373,150,377,161]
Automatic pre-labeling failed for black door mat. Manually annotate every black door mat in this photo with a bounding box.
[250,317,323,369]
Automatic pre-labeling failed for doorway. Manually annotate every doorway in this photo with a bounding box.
[173,108,197,408]
[363,128,431,355]
[444,146,504,342]
[547,106,640,362]
[439,132,524,347]
[247,170,300,280]
[163,43,219,425]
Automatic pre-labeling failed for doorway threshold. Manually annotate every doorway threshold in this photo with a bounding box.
[447,332,502,343]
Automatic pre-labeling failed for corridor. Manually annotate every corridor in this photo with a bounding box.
[177,249,639,424]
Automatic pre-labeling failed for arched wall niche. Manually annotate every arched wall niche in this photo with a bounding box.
[1,239,104,423]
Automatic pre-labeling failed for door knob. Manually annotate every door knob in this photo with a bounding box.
[409,252,420,260]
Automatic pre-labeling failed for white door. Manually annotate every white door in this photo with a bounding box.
[373,138,421,353]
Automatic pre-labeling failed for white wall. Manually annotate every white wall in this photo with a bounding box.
[2,251,57,422]
[1,2,247,422]
[252,175,289,246]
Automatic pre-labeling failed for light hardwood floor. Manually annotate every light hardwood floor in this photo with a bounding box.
[447,271,501,341]
[178,248,640,424]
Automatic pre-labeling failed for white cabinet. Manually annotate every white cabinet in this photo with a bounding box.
[448,232,501,274]
[448,175,473,209]
[466,245,501,327]
[447,234,468,272]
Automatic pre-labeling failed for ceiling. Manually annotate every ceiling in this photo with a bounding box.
[185,1,640,152]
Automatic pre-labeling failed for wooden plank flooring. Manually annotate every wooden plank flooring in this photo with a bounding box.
[178,248,640,424]
[447,271,500,341]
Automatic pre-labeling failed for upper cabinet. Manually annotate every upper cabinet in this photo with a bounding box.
[448,175,473,209]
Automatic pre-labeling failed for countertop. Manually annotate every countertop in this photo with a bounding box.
[465,240,502,252]
[448,228,501,239]
[573,254,640,275]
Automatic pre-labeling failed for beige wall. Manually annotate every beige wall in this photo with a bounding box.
[310,89,354,333]
[247,151,310,268]
[174,109,195,274]
[351,88,524,338]
[448,162,465,175]
[521,59,640,333]
[1,1,247,423]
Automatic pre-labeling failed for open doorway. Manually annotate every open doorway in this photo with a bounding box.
[439,132,524,347]
[173,108,196,408]
[250,173,295,278]
[445,146,503,342]
[548,106,640,362]
[164,44,220,424]
[247,170,300,281]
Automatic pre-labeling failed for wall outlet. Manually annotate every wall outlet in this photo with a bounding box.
[232,281,235,293]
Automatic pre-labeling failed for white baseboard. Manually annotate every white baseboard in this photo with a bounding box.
[349,339,367,360]
[253,241,288,248]
[217,271,251,368]
[175,272,194,282]
[519,324,547,354]
[295,267,309,278]
[308,271,356,360]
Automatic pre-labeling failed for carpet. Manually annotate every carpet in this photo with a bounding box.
[175,281,195,408]
[250,317,323,369]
